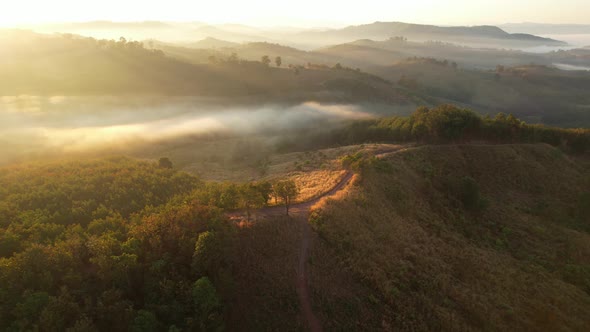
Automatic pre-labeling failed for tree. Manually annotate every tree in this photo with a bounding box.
[219,184,239,209]
[192,277,223,331]
[275,56,282,67]
[238,184,265,222]
[255,181,273,206]
[158,157,173,169]
[273,180,299,215]
[130,310,158,332]
[261,55,271,66]
[192,231,221,276]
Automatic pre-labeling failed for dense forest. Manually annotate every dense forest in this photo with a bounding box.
[332,105,590,153]
[0,156,304,331]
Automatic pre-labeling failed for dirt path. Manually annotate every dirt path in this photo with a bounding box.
[250,171,354,218]
[297,219,323,332]
[230,145,407,331]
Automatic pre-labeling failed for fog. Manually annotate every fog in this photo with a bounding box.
[0,96,375,163]
[553,63,590,71]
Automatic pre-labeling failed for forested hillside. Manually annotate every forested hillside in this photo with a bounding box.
[331,104,590,152]
[0,31,404,104]
[1,115,589,330]
[0,157,233,331]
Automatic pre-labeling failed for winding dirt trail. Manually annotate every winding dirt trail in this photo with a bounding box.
[231,145,407,331]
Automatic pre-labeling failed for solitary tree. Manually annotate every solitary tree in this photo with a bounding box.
[275,56,282,67]
[273,180,299,215]
[261,55,271,66]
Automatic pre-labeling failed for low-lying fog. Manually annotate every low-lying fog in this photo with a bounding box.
[0,96,380,164]
[553,63,590,71]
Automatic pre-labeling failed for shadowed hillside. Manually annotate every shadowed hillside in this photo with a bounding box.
[0,31,406,104]
[309,144,590,330]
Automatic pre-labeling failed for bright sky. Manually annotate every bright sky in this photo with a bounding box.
[1,0,589,27]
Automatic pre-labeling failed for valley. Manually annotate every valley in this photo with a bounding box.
[1,11,590,332]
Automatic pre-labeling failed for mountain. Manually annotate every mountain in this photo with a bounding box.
[189,37,240,49]
[296,21,567,48]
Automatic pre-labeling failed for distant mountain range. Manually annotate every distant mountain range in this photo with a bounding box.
[295,22,567,48]
[25,20,567,49]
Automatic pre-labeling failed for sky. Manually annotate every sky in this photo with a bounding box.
[1,0,589,27]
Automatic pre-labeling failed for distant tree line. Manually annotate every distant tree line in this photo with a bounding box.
[332,105,590,153]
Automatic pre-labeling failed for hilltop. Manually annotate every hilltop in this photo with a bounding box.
[306,143,590,330]
[296,21,567,48]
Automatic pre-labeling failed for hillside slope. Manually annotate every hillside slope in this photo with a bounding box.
[297,22,566,48]
[0,31,406,104]
[310,144,590,330]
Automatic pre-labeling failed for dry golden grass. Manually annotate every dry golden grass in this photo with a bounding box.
[309,144,590,331]
[310,173,360,210]
[290,169,347,203]
[179,143,403,203]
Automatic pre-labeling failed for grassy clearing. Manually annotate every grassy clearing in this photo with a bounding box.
[143,141,402,204]
[310,144,590,331]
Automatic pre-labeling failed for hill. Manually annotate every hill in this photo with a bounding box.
[367,61,590,127]
[309,144,590,330]
[297,21,567,48]
[317,38,552,69]
[0,31,406,104]
[1,115,589,330]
